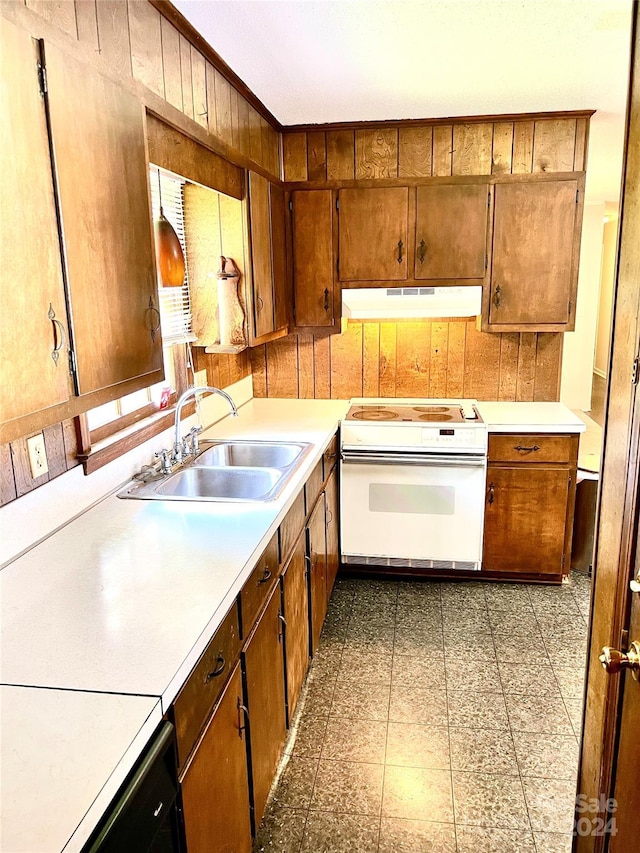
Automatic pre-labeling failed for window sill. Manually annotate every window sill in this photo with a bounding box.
[78,402,196,475]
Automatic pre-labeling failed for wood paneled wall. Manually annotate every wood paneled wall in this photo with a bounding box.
[283,114,589,181]
[19,0,281,178]
[251,321,562,402]
[193,348,252,391]
[272,113,589,403]
[0,421,79,507]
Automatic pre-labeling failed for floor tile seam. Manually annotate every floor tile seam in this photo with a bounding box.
[440,603,457,852]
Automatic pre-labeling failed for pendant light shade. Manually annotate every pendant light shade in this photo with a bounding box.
[154,169,185,287]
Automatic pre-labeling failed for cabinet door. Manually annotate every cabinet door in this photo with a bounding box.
[307,494,328,654]
[181,663,252,853]
[0,20,70,428]
[242,582,286,829]
[338,187,409,281]
[489,180,579,327]
[292,190,335,327]
[248,171,275,338]
[281,533,309,721]
[415,184,488,279]
[325,469,340,602]
[483,465,572,576]
[270,183,289,332]
[43,40,163,397]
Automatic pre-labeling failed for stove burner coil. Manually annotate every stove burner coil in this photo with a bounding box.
[351,408,399,421]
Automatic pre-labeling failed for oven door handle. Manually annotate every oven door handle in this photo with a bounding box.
[340,451,487,467]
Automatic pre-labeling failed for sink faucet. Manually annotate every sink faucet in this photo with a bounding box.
[173,385,238,461]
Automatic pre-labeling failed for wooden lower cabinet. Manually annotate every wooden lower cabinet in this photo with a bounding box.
[325,468,339,602]
[483,433,578,578]
[242,582,287,830]
[180,663,252,853]
[307,495,328,654]
[281,533,309,722]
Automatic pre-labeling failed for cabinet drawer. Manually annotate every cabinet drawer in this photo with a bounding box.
[173,603,240,770]
[305,459,324,514]
[323,434,339,479]
[488,433,577,464]
[240,532,279,637]
[279,491,306,567]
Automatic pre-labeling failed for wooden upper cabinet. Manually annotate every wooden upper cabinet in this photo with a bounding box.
[247,170,288,343]
[485,179,581,331]
[415,184,489,279]
[292,189,335,328]
[43,39,163,397]
[0,19,70,431]
[338,187,409,281]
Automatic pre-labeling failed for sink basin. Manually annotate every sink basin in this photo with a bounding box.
[153,466,283,501]
[195,441,307,469]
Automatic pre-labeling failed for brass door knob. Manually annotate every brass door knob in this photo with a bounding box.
[599,641,640,680]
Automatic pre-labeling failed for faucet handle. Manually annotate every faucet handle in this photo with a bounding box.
[188,426,203,454]
[154,449,173,474]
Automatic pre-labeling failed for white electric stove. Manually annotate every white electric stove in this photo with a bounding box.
[340,399,488,572]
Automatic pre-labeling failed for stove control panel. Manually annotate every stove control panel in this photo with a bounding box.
[420,427,484,448]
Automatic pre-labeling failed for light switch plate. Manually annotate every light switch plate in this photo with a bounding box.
[27,434,48,478]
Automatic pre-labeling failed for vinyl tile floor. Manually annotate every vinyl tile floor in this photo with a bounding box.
[253,571,591,853]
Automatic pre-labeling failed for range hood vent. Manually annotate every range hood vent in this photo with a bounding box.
[341,285,482,320]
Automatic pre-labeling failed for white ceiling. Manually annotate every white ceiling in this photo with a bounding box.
[173,0,634,204]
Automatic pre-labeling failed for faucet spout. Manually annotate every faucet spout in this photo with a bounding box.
[173,385,238,458]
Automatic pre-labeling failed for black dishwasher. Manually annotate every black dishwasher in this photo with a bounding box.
[83,721,184,853]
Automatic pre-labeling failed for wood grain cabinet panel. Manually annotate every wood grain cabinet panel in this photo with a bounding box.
[242,583,287,830]
[338,187,409,281]
[307,494,328,654]
[281,533,309,722]
[483,432,579,579]
[180,663,252,853]
[240,531,279,636]
[414,184,489,279]
[0,19,70,428]
[486,179,581,330]
[43,38,163,397]
[292,189,336,328]
[325,468,340,602]
[247,171,289,343]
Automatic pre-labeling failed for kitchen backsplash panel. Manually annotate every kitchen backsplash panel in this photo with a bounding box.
[250,320,563,402]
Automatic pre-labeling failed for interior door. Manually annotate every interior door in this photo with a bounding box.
[0,19,70,431]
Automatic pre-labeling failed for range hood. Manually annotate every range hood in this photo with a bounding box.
[341,285,482,320]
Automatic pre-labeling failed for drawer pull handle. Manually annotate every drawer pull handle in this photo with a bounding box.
[514,444,540,453]
[237,699,249,737]
[326,509,333,524]
[488,483,495,505]
[258,567,272,584]
[205,654,226,682]
[153,801,164,818]
[326,451,337,460]
[278,612,287,641]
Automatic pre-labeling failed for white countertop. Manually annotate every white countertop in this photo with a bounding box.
[0,395,587,853]
[1,686,161,853]
[476,401,586,433]
[0,397,348,853]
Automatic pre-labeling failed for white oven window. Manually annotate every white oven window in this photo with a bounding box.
[369,483,456,515]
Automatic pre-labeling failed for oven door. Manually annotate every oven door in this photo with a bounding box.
[340,451,486,570]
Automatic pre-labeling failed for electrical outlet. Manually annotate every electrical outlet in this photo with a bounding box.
[27,434,48,478]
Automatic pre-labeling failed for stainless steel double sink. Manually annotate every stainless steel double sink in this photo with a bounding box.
[118,440,312,503]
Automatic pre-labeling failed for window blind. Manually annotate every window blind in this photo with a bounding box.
[149,167,197,346]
